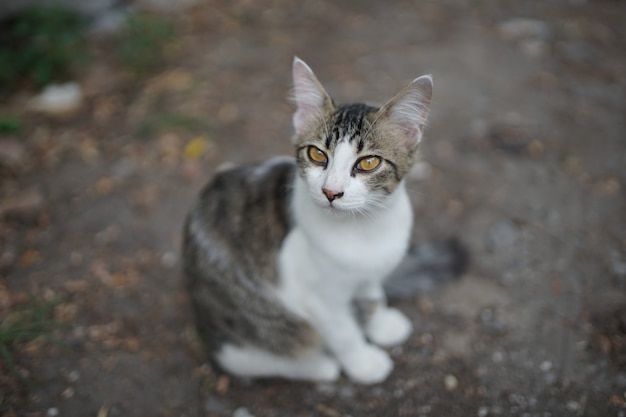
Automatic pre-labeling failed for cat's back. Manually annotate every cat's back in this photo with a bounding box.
[183,156,318,354]
[185,156,296,284]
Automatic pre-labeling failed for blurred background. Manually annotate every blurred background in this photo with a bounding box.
[0,0,624,416]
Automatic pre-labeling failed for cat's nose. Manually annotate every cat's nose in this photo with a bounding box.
[322,188,344,202]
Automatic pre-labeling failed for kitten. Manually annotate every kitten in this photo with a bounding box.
[183,57,435,384]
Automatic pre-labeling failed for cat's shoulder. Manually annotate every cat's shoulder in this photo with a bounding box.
[215,156,294,179]
[197,156,297,208]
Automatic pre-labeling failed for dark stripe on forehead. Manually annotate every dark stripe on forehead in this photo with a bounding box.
[357,138,365,153]
[327,103,377,148]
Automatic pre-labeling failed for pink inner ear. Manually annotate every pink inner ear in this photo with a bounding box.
[403,126,420,148]
[292,63,326,134]
[293,104,318,134]
[385,75,432,150]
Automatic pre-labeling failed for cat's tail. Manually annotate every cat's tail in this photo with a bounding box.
[384,238,469,300]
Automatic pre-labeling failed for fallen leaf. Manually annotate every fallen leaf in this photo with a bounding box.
[183,136,210,160]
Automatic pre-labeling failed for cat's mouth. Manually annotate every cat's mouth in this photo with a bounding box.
[319,200,357,216]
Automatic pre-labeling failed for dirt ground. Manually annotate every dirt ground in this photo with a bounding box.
[1,0,625,416]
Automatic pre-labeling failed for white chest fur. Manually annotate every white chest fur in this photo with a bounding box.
[277,175,413,312]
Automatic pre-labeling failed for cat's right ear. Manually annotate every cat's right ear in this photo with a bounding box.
[292,57,333,135]
[380,75,433,151]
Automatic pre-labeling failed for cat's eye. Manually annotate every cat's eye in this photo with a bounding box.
[307,146,328,166]
[355,156,382,172]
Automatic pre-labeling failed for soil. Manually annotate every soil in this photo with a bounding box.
[1,0,625,416]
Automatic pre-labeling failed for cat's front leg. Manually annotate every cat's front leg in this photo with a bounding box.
[308,300,393,384]
[355,282,413,347]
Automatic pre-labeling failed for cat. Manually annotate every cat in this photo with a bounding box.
[183,57,453,384]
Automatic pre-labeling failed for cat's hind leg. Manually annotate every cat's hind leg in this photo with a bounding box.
[215,343,340,382]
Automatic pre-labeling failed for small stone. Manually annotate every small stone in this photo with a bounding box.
[233,407,255,417]
[29,82,83,116]
[161,252,178,268]
[539,360,553,372]
[492,351,504,364]
[67,370,80,382]
[477,406,489,417]
[566,400,580,411]
[47,408,59,417]
[444,374,458,391]
[486,220,520,251]
[61,386,75,399]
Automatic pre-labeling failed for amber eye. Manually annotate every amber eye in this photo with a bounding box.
[356,156,382,172]
[307,146,328,166]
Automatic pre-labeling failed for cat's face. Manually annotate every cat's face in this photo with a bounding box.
[295,104,407,214]
[291,58,433,215]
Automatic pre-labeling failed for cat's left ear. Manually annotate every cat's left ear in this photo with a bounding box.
[380,75,433,150]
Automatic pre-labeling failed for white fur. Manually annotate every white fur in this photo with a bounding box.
[273,166,414,384]
[365,307,413,347]
[217,343,340,381]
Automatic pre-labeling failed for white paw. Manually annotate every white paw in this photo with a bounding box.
[366,307,413,347]
[341,344,393,384]
[310,356,341,381]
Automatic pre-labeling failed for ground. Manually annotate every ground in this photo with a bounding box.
[1,0,625,416]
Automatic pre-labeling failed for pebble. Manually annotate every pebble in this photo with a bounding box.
[477,406,489,417]
[486,219,520,251]
[444,374,459,391]
[539,360,553,372]
[566,400,580,412]
[492,351,505,364]
[161,252,178,268]
[61,386,75,399]
[233,407,255,417]
[29,82,83,116]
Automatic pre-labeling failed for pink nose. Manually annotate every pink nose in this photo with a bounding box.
[322,188,344,202]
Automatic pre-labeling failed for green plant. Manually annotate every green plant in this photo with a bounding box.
[0,295,59,380]
[117,13,175,75]
[0,115,21,134]
[0,6,86,91]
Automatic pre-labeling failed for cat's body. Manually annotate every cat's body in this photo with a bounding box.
[184,58,439,384]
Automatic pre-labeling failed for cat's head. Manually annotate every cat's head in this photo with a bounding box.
[291,57,433,215]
